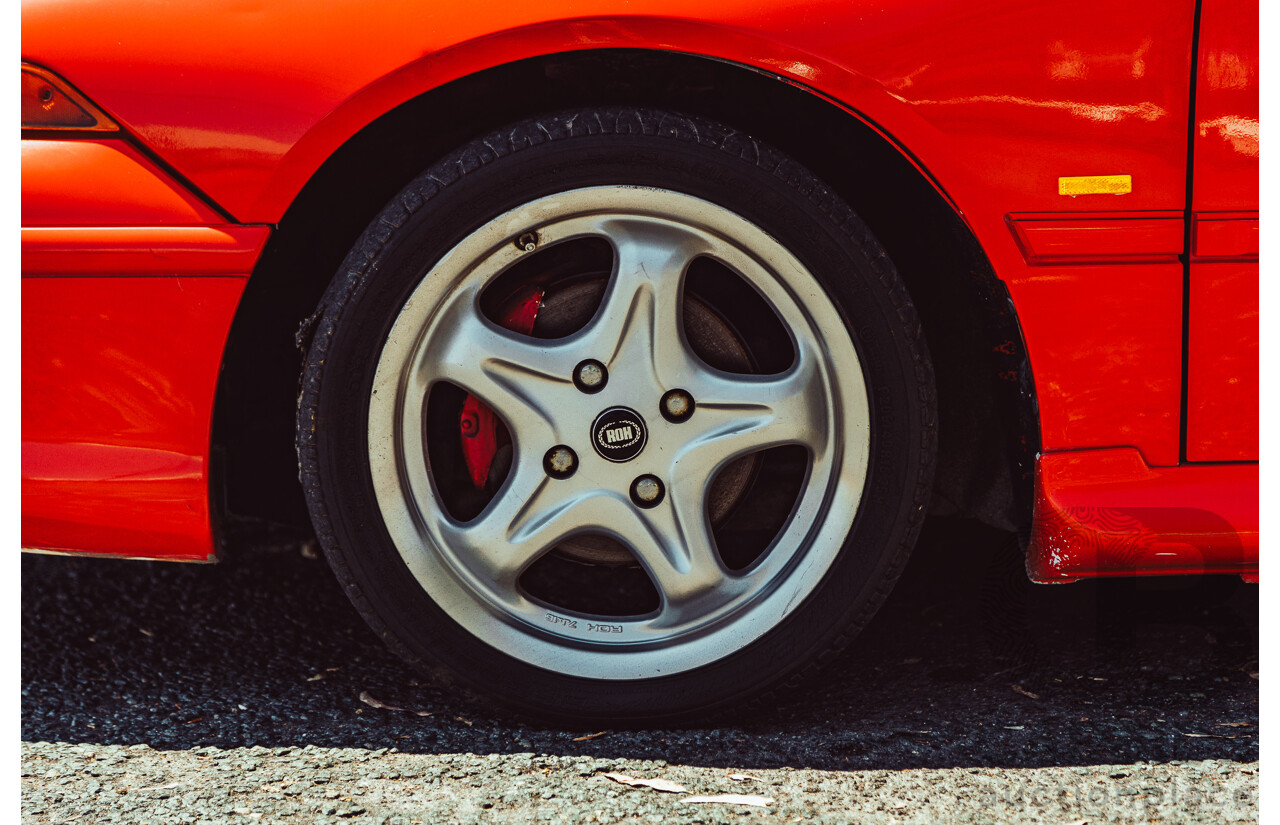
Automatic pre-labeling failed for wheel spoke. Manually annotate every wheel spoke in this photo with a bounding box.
[436,463,597,589]
[584,218,709,381]
[675,350,831,480]
[424,290,571,441]
[615,492,740,625]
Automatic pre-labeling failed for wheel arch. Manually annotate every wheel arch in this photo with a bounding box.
[212,47,1039,541]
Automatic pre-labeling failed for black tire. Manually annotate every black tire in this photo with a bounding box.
[297,107,936,725]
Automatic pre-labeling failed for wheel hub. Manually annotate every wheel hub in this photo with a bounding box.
[470,279,761,567]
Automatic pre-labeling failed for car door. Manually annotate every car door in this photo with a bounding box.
[1185,0,1259,461]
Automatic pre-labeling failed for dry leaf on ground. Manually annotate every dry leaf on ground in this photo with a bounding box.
[357,691,433,717]
[601,773,689,793]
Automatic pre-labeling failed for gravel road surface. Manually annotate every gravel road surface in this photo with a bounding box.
[22,518,1258,824]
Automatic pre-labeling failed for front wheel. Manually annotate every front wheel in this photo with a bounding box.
[297,107,935,724]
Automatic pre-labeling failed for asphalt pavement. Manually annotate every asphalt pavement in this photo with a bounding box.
[21,518,1258,823]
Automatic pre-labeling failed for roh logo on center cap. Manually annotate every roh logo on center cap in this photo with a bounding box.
[591,407,647,463]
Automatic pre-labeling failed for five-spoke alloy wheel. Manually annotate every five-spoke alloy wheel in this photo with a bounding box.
[298,108,935,724]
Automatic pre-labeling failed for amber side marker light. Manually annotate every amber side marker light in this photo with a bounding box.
[22,63,118,131]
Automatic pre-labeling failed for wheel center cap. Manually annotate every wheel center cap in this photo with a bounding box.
[591,407,647,463]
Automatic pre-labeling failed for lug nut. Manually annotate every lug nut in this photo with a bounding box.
[544,445,578,479]
[573,359,608,394]
[630,474,665,508]
[660,389,695,422]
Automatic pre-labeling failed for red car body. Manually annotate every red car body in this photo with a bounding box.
[21,0,1258,581]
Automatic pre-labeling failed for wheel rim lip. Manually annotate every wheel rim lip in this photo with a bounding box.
[367,186,871,680]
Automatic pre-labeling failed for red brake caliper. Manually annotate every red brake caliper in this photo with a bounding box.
[458,290,544,488]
